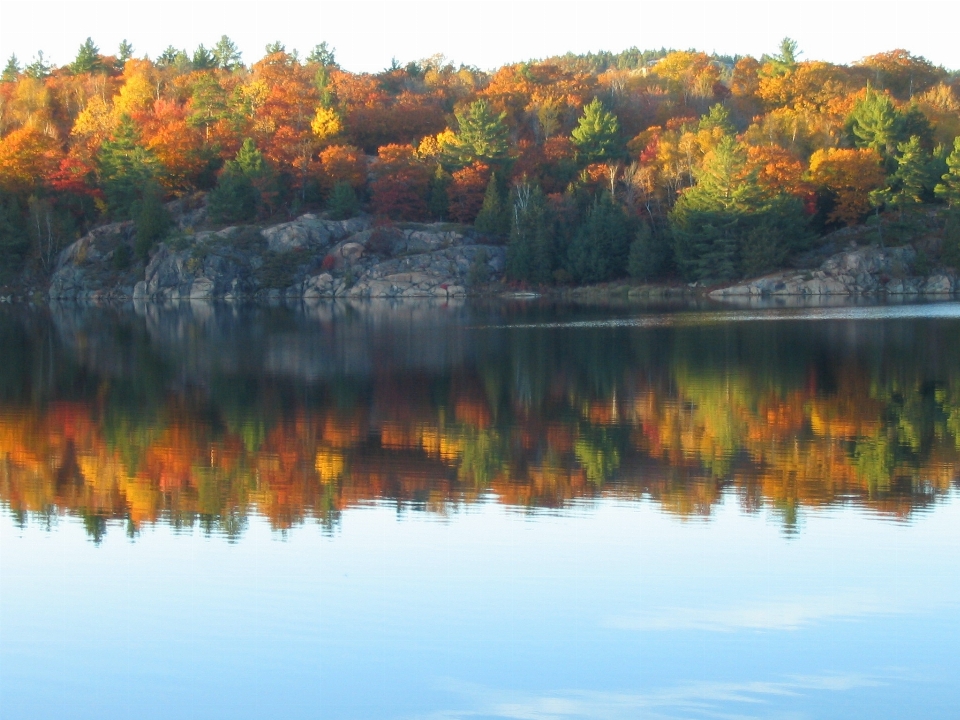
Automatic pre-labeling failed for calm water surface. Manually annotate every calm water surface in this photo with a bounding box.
[1,298,959,719]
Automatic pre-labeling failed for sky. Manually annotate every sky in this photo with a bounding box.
[1,0,959,73]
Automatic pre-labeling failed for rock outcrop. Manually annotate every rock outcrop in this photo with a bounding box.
[49,214,505,302]
[710,245,958,299]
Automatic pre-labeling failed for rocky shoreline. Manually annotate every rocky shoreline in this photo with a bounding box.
[12,208,960,306]
[709,244,958,300]
[47,213,506,303]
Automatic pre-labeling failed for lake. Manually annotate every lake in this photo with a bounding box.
[1,298,959,719]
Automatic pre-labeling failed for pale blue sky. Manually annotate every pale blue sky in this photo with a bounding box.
[1,0,958,73]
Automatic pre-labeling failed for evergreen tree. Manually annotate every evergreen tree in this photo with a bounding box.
[0,196,29,272]
[97,115,159,218]
[326,181,359,220]
[207,139,273,223]
[942,212,960,269]
[935,136,960,207]
[698,103,735,135]
[117,40,134,65]
[24,51,50,79]
[887,135,931,215]
[847,86,905,160]
[307,42,337,67]
[191,44,216,70]
[764,37,800,76]
[507,183,554,284]
[157,46,189,70]
[566,191,632,284]
[71,37,102,74]
[443,99,511,168]
[131,183,171,260]
[427,166,450,220]
[571,99,621,163]
[627,221,669,280]
[207,173,258,224]
[2,54,20,82]
[212,36,242,70]
[474,174,510,237]
[670,137,808,281]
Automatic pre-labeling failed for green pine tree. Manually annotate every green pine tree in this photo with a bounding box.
[474,174,510,237]
[507,183,554,284]
[698,103,735,135]
[0,196,29,272]
[571,99,621,163]
[191,45,216,70]
[670,137,807,281]
[326,181,359,220]
[212,36,243,71]
[847,86,905,160]
[2,54,20,82]
[935,136,960,207]
[207,139,274,223]
[566,191,631,284]
[887,135,931,215]
[97,115,159,218]
[117,40,134,65]
[132,183,171,261]
[443,99,511,168]
[627,221,669,280]
[71,38,103,74]
[427,166,450,220]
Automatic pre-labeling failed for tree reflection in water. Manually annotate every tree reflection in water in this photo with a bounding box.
[1,299,958,541]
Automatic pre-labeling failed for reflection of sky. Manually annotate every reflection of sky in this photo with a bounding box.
[2,494,959,719]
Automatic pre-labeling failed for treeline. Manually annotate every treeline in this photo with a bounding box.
[2,37,960,284]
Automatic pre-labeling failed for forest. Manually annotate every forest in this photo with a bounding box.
[2,37,960,286]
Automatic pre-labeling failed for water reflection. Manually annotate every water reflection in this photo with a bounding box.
[2,299,959,540]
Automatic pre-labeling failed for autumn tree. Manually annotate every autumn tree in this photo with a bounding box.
[370,144,429,220]
[448,161,491,223]
[808,147,887,226]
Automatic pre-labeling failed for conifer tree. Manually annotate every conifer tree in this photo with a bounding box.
[443,100,511,168]
[887,135,931,214]
[97,115,159,218]
[191,45,216,70]
[71,38,102,75]
[117,40,134,65]
[474,174,510,237]
[571,99,621,163]
[566,191,631,284]
[212,36,242,70]
[847,86,905,160]
[935,136,960,207]
[507,183,554,284]
[2,54,20,82]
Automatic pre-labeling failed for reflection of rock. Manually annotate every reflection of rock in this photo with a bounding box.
[712,245,958,299]
[50,214,504,302]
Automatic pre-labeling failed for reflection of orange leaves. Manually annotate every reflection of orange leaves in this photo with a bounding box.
[322,413,364,448]
[454,397,490,428]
